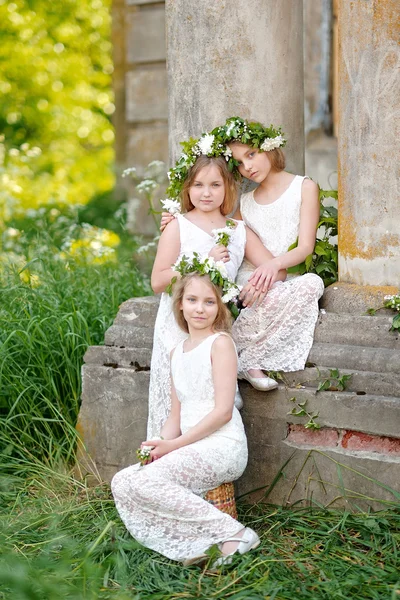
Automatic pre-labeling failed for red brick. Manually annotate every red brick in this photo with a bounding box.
[341,431,400,455]
[287,425,339,447]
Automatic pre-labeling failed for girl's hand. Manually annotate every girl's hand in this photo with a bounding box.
[141,438,177,460]
[160,212,174,232]
[239,281,268,308]
[208,244,230,263]
[248,259,281,292]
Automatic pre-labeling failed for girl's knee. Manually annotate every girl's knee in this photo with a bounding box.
[111,466,142,499]
[302,273,324,297]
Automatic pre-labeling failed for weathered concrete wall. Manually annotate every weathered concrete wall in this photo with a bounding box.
[337,0,400,286]
[166,0,305,175]
[112,0,168,234]
[304,0,332,135]
[78,291,400,508]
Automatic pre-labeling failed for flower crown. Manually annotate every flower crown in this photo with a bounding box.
[166,116,286,200]
[166,252,242,318]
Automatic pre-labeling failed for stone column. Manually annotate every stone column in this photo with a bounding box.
[337,0,400,286]
[165,0,305,175]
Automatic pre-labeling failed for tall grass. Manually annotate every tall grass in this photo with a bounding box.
[0,245,150,468]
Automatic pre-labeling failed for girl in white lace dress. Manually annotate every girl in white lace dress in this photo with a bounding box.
[226,118,325,386]
[111,273,259,564]
[148,154,286,437]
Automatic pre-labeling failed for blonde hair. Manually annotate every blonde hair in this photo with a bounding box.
[181,155,238,216]
[267,148,285,171]
[172,272,232,334]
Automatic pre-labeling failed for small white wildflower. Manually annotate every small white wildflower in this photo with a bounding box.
[260,135,285,152]
[197,133,215,156]
[136,179,158,194]
[222,287,239,303]
[223,146,232,161]
[161,199,181,216]
[122,167,137,178]
[9,148,19,157]
[5,227,20,238]
[215,261,228,278]
[226,122,235,136]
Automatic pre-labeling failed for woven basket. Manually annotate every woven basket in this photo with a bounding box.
[205,482,237,519]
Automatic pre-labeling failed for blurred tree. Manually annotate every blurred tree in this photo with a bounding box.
[0,0,114,217]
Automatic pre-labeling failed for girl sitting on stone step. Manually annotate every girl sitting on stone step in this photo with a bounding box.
[111,271,260,567]
[147,139,286,439]
[161,117,324,390]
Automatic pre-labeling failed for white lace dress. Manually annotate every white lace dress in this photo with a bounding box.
[111,333,248,562]
[233,175,325,373]
[147,214,246,438]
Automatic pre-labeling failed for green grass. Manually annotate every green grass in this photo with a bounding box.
[0,241,150,467]
[0,470,399,600]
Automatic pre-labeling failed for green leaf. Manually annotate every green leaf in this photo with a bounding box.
[305,254,313,271]
[330,368,339,379]
[390,313,400,331]
[317,380,331,392]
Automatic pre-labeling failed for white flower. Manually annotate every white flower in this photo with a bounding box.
[260,135,285,152]
[161,198,181,216]
[222,286,239,303]
[226,122,236,136]
[5,227,20,238]
[122,167,137,178]
[215,261,228,278]
[136,179,157,194]
[212,226,233,246]
[223,145,232,161]
[167,170,172,180]
[197,134,215,156]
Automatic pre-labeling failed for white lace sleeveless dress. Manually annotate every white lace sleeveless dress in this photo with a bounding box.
[111,333,248,562]
[233,175,325,372]
[147,214,246,438]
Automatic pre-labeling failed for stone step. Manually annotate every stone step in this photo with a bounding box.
[105,325,155,348]
[308,342,400,374]
[238,382,400,440]
[315,312,399,349]
[84,345,151,369]
[113,296,159,328]
[283,367,400,397]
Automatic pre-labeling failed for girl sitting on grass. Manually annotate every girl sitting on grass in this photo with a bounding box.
[111,271,260,567]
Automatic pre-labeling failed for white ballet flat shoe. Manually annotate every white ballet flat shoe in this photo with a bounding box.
[211,527,260,569]
[238,371,278,391]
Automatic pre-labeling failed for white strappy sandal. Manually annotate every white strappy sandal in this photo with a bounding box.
[211,527,260,568]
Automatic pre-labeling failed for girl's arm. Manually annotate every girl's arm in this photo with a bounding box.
[159,369,181,440]
[248,179,319,291]
[238,226,286,308]
[151,218,181,293]
[274,179,320,269]
[244,227,286,279]
[144,336,237,458]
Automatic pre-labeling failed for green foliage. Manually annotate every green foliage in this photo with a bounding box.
[287,396,320,430]
[368,293,400,332]
[287,188,338,286]
[0,469,399,599]
[317,368,352,392]
[0,210,150,465]
[0,0,114,220]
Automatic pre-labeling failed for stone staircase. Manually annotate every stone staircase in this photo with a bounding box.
[78,288,400,508]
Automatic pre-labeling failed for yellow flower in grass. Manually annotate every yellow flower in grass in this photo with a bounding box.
[61,224,120,265]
